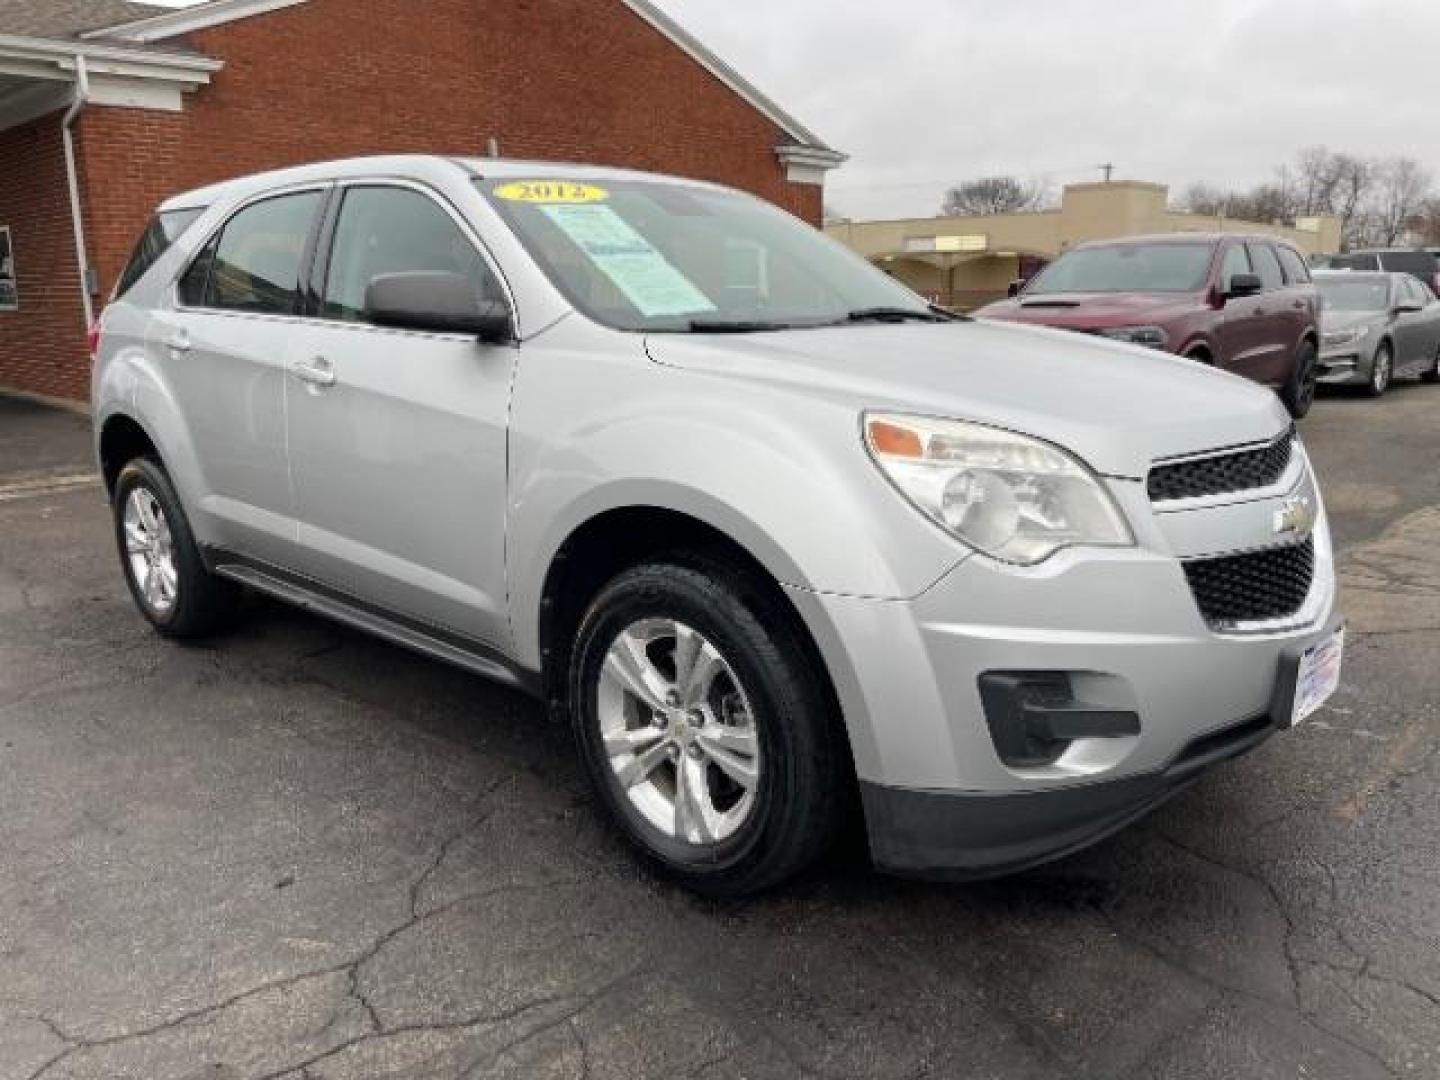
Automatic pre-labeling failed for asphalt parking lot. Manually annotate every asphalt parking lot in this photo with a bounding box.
[1,386,1437,1080]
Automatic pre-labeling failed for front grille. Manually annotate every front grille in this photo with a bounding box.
[1148,430,1294,502]
[1183,537,1315,629]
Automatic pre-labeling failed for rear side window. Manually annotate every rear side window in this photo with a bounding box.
[114,208,204,299]
[1276,246,1310,284]
[187,190,323,314]
[1246,243,1285,290]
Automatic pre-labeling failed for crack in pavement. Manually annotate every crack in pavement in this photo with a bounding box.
[20,770,553,1080]
[1127,832,1404,1079]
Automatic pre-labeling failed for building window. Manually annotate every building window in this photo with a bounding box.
[0,226,16,310]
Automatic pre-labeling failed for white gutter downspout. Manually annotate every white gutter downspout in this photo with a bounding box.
[61,54,94,330]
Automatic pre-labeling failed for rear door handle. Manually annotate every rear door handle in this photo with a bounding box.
[289,357,336,388]
[163,333,191,354]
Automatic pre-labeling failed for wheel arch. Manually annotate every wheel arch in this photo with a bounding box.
[530,500,868,796]
[98,412,163,498]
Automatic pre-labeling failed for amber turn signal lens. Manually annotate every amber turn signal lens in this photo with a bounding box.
[866,418,924,459]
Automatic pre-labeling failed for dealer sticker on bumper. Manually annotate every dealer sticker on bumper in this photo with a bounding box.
[1292,627,1344,726]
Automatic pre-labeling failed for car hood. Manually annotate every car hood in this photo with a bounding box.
[645,320,1290,479]
[1321,310,1383,333]
[976,291,1200,330]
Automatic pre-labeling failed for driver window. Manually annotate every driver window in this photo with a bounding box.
[321,186,502,323]
[1219,244,1251,292]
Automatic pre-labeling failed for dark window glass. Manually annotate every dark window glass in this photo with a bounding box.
[322,186,500,322]
[114,207,204,299]
[177,235,218,308]
[1246,243,1285,290]
[207,191,322,314]
[1376,251,1437,277]
[1022,242,1214,294]
[1327,254,1381,271]
[1276,245,1310,284]
[1219,244,1251,291]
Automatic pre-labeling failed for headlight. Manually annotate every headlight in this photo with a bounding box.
[1098,325,1169,349]
[1321,326,1368,347]
[864,413,1134,565]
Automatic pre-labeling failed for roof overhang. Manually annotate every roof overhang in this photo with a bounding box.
[80,0,308,43]
[0,34,222,131]
[776,144,849,186]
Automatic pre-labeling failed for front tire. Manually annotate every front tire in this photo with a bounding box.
[1281,339,1319,419]
[569,559,845,896]
[1421,343,1440,384]
[1365,342,1393,397]
[113,457,240,638]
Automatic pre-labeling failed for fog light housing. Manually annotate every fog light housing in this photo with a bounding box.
[978,672,1140,768]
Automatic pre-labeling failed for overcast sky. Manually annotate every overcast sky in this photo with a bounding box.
[651,0,1437,221]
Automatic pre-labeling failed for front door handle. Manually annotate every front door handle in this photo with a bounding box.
[289,357,336,388]
[163,333,191,354]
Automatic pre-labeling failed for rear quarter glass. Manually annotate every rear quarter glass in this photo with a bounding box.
[113,207,206,300]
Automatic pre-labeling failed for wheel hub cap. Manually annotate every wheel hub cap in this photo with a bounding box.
[123,487,178,615]
[597,618,761,845]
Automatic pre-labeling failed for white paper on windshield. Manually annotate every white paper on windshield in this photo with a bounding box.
[540,204,716,319]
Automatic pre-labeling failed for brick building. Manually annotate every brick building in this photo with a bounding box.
[0,0,843,401]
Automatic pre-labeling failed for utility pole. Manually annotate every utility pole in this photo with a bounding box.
[1098,162,1115,183]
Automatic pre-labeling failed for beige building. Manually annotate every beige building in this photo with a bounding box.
[826,181,1343,311]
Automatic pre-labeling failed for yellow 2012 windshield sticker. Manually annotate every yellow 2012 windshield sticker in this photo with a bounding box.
[493,181,609,204]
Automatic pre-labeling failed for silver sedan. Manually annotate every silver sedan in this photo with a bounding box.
[1316,270,1440,395]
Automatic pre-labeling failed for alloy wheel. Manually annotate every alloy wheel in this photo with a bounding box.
[122,487,179,615]
[597,618,761,845]
[1373,346,1392,394]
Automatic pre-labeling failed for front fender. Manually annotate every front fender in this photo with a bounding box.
[504,327,966,671]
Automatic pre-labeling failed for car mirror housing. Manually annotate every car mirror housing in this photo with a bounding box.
[1007,279,1025,298]
[1224,273,1264,299]
[365,271,514,343]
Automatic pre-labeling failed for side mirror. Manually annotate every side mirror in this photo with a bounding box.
[364,272,513,343]
[1225,273,1264,299]
[1007,279,1025,298]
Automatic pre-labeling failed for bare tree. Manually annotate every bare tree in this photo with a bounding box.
[1370,158,1433,246]
[1178,183,1229,216]
[940,176,1045,216]
[1412,197,1440,246]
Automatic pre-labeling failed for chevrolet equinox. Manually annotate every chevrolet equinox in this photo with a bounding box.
[93,156,1343,895]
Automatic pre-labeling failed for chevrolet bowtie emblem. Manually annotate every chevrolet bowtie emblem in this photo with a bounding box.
[1274,495,1315,537]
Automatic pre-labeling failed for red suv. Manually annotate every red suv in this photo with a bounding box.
[976,234,1321,418]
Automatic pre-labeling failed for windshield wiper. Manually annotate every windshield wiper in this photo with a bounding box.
[686,319,797,333]
[846,305,963,323]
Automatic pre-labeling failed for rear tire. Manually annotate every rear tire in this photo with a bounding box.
[1365,342,1393,397]
[569,558,845,896]
[113,457,240,638]
[1281,339,1318,419]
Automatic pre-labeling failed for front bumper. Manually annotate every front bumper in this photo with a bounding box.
[860,709,1276,879]
[1318,346,1372,385]
[786,450,1338,877]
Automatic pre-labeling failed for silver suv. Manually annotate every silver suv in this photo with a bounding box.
[94,156,1343,895]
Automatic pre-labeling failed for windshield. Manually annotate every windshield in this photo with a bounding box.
[1317,277,1390,312]
[478,177,931,331]
[1024,243,1214,295]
